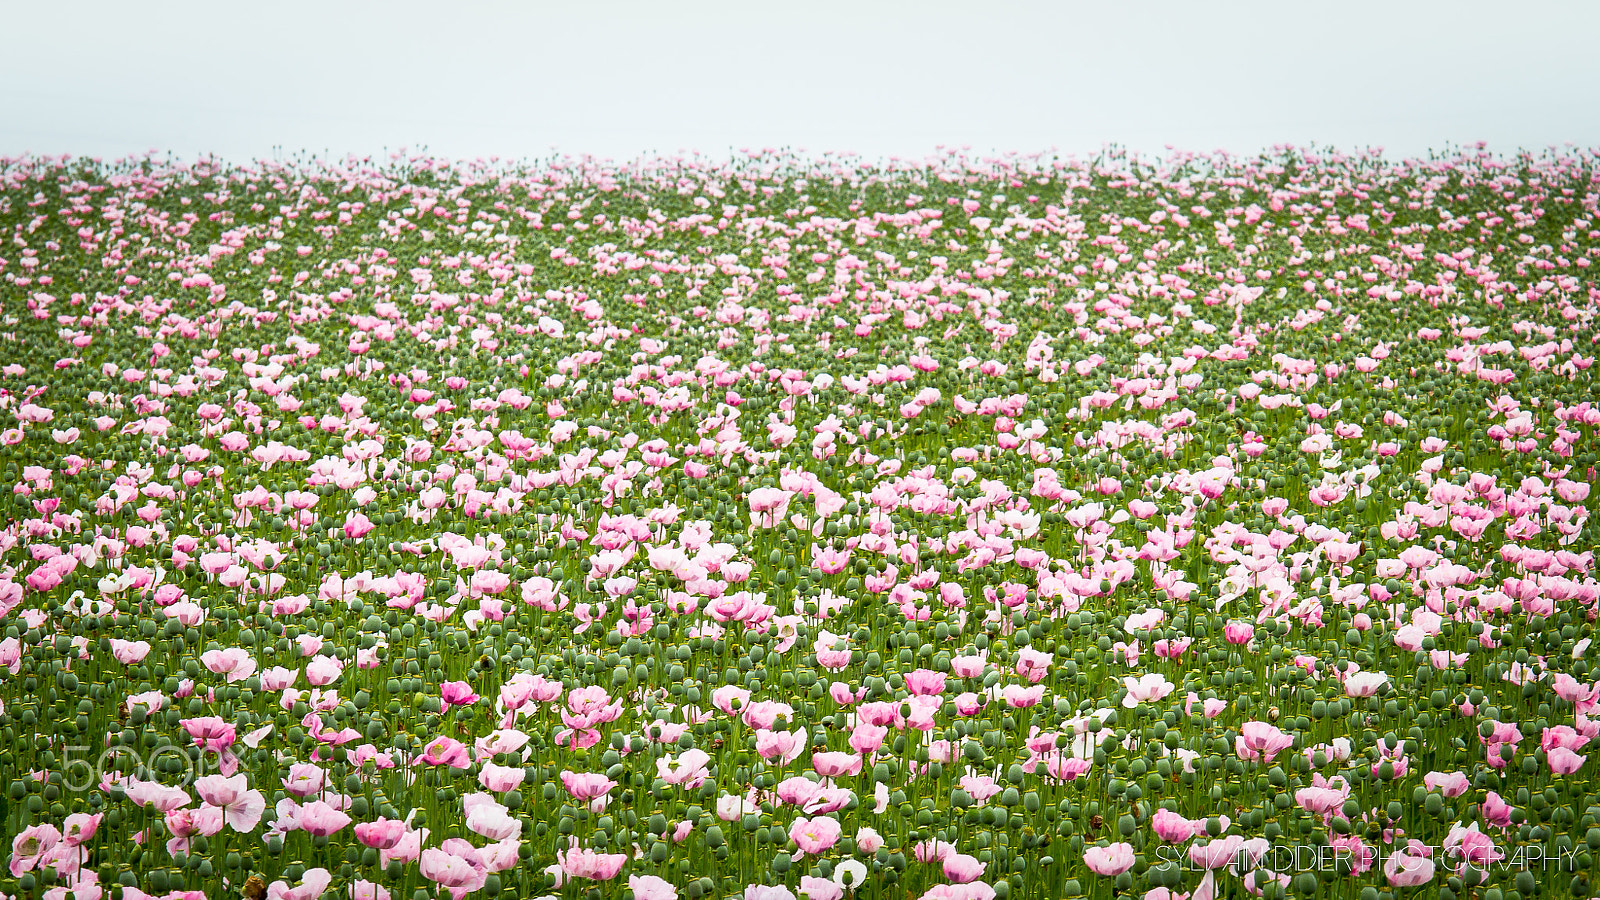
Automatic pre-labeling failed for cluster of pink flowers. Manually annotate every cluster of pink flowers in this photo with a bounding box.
[0,144,1595,900]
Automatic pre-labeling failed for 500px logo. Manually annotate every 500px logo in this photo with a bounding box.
[52,744,230,793]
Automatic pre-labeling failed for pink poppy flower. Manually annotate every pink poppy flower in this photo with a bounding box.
[1549,747,1587,774]
[464,793,522,841]
[354,819,408,850]
[440,681,480,708]
[1442,822,1504,872]
[558,845,627,881]
[1343,671,1389,698]
[1122,673,1175,707]
[110,639,151,664]
[125,780,190,813]
[343,512,376,539]
[267,867,333,900]
[792,876,840,900]
[629,874,678,900]
[193,774,266,831]
[420,736,471,769]
[1151,808,1201,842]
[479,763,526,793]
[789,816,842,854]
[1481,791,1514,828]
[904,668,947,696]
[304,654,343,686]
[811,751,862,778]
[349,881,391,900]
[1383,850,1435,887]
[1083,842,1135,876]
[657,749,711,788]
[1236,721,1295,763]
[756,728,808,765]
[943,853,987,883]
[421,841,488,900]
[9,824,60,878]
[297,800,352,837]
[560,770,618,802]
[201,647,258,683]
[60,813,102,847]
[1422,771,1470,798]
[1293,774,1351,816]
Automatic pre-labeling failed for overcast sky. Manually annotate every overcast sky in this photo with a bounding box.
[4,0,1598,166]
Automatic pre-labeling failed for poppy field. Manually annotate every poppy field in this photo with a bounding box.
[0,144,1597,900]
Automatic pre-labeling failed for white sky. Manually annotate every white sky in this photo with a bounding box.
[4,0,1598,166]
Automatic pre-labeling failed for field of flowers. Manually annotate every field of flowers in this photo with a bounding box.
[0,144,1596,900]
